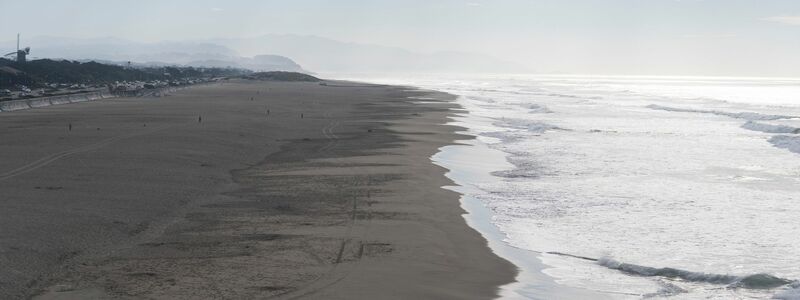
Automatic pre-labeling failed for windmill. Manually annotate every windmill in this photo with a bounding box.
[3,34,30,63]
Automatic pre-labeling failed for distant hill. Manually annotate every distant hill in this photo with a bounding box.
[206,34,528,73]
[187,55,303,72]
[0,37,306,73]
[1,35,527,74]
[0,37,236,64]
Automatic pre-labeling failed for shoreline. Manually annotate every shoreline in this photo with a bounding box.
[433,126,611,300]
[327,74,612,299]
[0,79,515,299]
[430,94,611,300]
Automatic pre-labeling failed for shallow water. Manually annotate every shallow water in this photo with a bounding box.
[332,73,800,299]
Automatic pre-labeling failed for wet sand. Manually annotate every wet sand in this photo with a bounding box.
[0,79,515,299]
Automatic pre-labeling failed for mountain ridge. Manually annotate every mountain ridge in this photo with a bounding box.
[1,34,527,74]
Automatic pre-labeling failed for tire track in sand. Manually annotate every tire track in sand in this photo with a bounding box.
[0,124,177,182]
[272,111,374,300]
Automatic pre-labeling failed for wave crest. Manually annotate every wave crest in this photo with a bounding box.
[741,121,800,134]
[597,257,792,289]
[647,104,794,121]
[769,135,800,154]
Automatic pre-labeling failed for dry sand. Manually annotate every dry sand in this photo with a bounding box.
[0,79,516,299]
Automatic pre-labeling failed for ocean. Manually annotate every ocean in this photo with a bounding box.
[333,74,800,299]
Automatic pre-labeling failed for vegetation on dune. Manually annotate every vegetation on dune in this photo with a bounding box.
[247,71,320,82]
[0,58,250,88]
[0,59,318,91]
[0,66,37,88]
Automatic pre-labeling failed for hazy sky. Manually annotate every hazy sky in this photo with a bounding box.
[2,0,800,76]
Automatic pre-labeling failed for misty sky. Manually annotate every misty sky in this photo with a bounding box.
[2,0,800,76]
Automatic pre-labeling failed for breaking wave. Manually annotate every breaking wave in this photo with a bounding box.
[495,119,565,133]
[526,103,552,114]
[769,135,800,154]
[546,252,794,291]
[741,121,800,134]
[774,283,800,300]
[647,104,795,121]
[597,257,792,289]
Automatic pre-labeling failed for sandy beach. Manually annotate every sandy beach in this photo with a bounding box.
[0,79,515,299]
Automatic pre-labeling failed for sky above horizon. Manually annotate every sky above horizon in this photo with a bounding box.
[2,0,800,76]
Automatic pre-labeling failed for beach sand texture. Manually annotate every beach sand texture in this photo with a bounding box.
[0,80,515,299]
